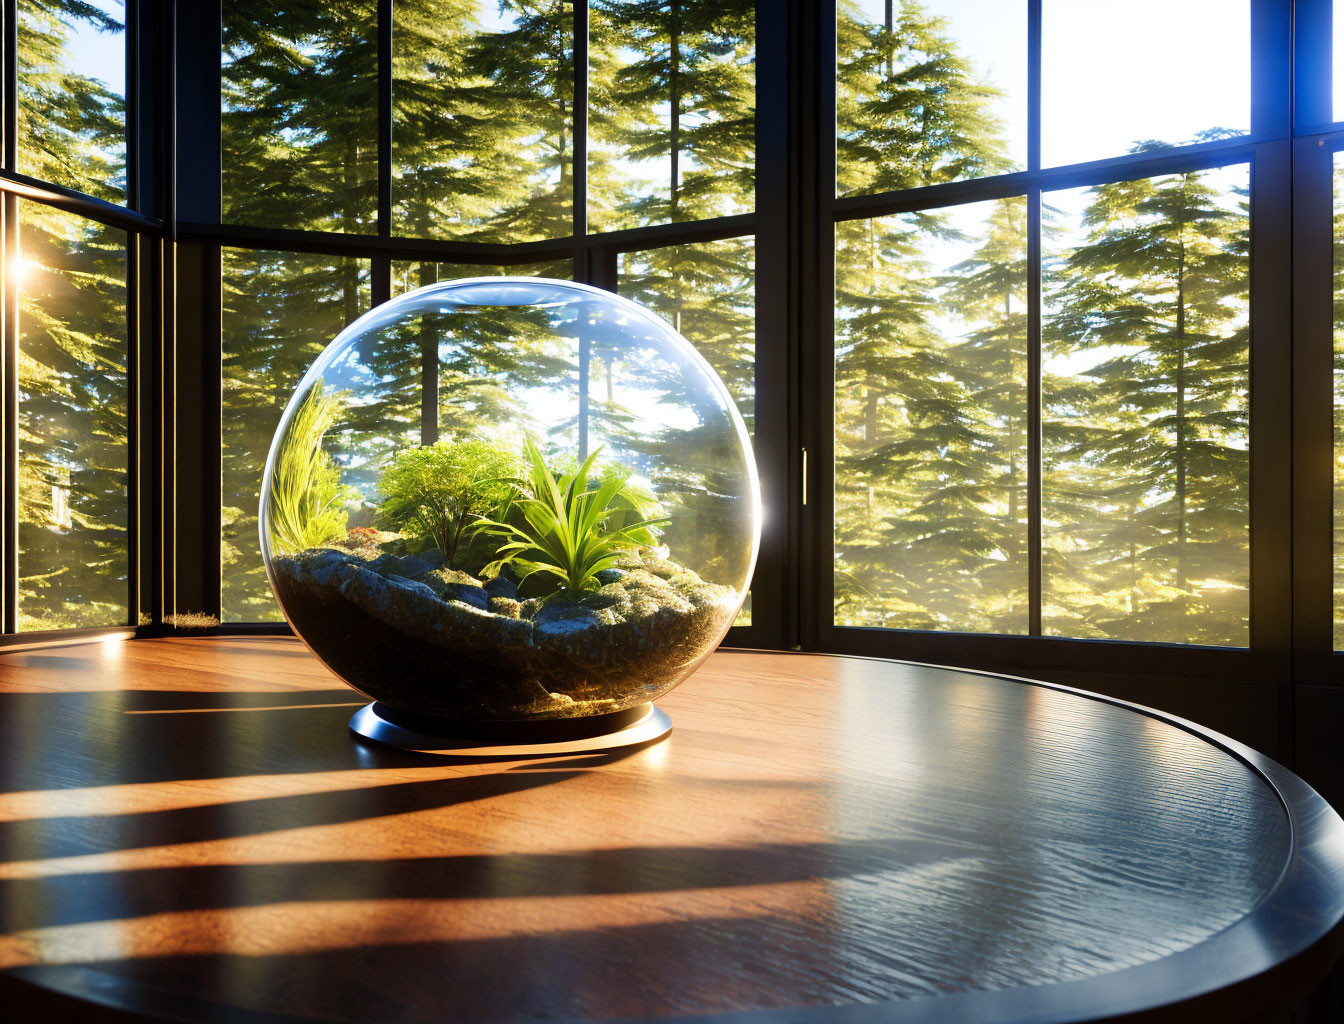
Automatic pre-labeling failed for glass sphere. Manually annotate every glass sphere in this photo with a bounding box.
[261,278,759,722]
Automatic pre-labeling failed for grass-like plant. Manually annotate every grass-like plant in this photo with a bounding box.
[472,436,668,595]
[377,438,517,565]
[267,381,353,554]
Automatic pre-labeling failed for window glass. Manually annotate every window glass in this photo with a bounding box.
[837,0,1024,198]
[222,3,378,231]
[834,198,1029,633]
[17,0,126,203]
[589,0,755,231]
[222,250,371,622]
[619,236,755,625]
[1042,1,1249,168]
[393,1,573,242]
[390,259,573,298]
[1042,165,1250,646]
[17,200,129,630]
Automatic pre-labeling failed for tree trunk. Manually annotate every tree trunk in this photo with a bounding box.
[669,1,681,215]
[1175,221,1188,594]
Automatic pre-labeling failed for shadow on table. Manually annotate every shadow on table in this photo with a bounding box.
[0,835,972,931]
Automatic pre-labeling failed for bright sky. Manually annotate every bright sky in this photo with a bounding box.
[853,0,1250,169]
[59,0,124,98]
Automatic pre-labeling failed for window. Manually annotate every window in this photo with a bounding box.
[18,0,127,203]
[1042,167,1250,646]
[619,236,756,623]
[590,1,755,229]
[204,1,767,639]
[222,251,371,621]
[6,0,1338,699]
[837,0,1026,194]
[222,3,378,231]
[834,199,1028,633]
[1041,1,1249,167]
[16,202,129,630]
[1335,151,1344,649]
[393,2,574,242]
[827,1,1262,652]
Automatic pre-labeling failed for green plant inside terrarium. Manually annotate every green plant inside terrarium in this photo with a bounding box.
[266,409,740,720]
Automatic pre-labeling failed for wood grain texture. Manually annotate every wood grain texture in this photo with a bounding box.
[0,637,1337,1024]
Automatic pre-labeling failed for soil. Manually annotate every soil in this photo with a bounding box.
[269,545,740,721]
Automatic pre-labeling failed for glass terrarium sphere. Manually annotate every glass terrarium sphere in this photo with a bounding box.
[261,278,759,724]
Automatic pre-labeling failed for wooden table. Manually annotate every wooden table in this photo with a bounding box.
[0,638,1339,1024]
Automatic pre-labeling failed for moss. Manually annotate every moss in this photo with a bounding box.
[271,545,739,721]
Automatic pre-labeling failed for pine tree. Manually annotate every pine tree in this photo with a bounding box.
[394,0,573,242]
[221,251,369,621]
[1334,163,1344,647]
[940,197,1030,632]
[14,1,130,629]
[588,0,754,229]
[1043,167,1250,645]
[832,0,1015,632]
[837,0,1010,198]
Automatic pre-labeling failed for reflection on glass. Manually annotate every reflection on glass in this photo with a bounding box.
[837,0,1022,198]
[393,1,573,242]
[17,200,129,630]
[1042,0,1249,168]
[391,259,573,299]
[222,250,370,622]
[17,0,126,202]
[834,198,1029,633]
[620,237,756,624]
[589,0,755,231]
[222,2,377,231]
[1334,152,1344,648]
[1043,165,1250,646]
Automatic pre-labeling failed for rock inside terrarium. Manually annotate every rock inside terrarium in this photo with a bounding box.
[261,279,759,722]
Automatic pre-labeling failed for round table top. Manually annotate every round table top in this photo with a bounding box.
[0,637,1339,1024]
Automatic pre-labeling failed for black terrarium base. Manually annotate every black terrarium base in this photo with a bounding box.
[349,700,674,756]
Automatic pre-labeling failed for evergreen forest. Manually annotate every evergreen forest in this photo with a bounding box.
[11,1,1339,647]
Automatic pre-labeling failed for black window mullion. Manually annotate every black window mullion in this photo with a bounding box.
[1251,0,1292,140]
[1,193,14,633]
[1248,141,1295,686]
[1291,134,1340,673]
[1293,0,1332,135]
[808,0,834,651]
[1027,0,1042,634]
[127,231,141,628]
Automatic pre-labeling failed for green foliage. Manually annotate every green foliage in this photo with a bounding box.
[1334,162,1344,647]
[267,382,353,554]
[377,438,518,563]
[222,251,370,622]
[472,437,668,594]
[14,2,131,630]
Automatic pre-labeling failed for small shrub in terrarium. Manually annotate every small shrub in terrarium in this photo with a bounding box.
[261,279,758,742]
